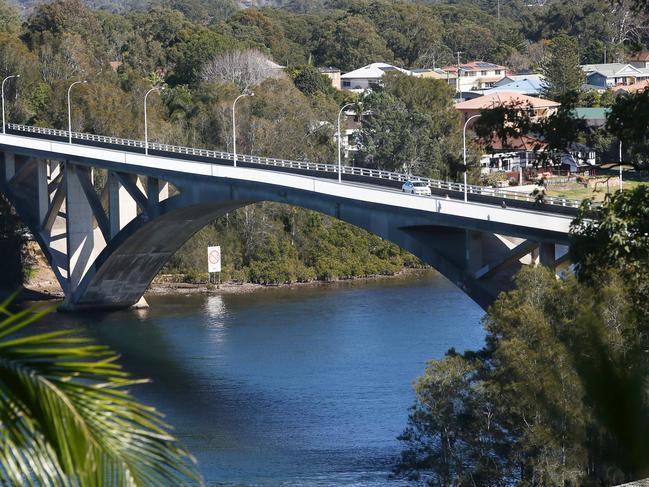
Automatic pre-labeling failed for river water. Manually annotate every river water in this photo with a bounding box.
[43,271,485,486]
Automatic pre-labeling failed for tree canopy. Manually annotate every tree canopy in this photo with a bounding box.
[541,33,586,101]
[354,73,464,179]
[397,185,649,485]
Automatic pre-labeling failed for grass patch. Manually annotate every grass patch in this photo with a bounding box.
[546,179,648,202]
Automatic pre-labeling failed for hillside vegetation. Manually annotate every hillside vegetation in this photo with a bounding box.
[0,0,647,287]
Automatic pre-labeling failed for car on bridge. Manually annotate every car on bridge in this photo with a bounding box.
[402,180,432,196]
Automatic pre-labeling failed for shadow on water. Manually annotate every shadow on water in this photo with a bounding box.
[23,271,486,486]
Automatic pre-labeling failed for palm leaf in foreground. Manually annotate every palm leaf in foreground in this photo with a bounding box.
[0,293,203,486]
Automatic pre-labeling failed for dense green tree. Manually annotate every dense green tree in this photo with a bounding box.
[239,78,337,162]
[571,186,649,315]
[541,34,585,101]
[396,353,509,485]
[342,1,445,66]
[312,15,393,72]
[355,73,464,179]
[166,27,237,85]
[397,264,647,485]
[223,8,309,65]
[289,64,335,96]
[606,88,649,168]
[24,0,105,57]
[162,0,237,24]
[0,0,19,33]
[0,197,28,288]
[165,202,417,283]
[398,186,649,484]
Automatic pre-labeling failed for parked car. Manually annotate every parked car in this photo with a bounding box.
[402,180,431,196]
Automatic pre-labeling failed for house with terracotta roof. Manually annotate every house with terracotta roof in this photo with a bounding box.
[442,61,508,92]
[460,93,596,174]
[616,79,649,94]
[455,92,560,127]
[629,52,649,69]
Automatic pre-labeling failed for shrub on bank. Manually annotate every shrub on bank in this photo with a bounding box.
[163,203,423,286]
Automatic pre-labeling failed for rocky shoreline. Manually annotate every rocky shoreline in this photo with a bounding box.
[13,258,432,304]
[146,267,432,296]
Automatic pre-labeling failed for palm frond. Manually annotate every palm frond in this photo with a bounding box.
[0,296,203,486]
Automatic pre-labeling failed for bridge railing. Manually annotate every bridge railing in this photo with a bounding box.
[6,123,582,209]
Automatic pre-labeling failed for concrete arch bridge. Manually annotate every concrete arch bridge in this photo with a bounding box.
[0,124,577,311]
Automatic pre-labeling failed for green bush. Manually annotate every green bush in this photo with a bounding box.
[164,203,421,285]
[183,269,208,284]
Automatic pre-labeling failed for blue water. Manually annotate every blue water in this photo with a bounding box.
[46,271,485,486]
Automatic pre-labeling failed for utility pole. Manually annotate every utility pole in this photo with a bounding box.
[619,140,623,191]
[497,0,500,19]
[604,46,607,64]
[456,51,462,95]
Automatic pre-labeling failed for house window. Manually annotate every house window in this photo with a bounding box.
[342,80,351,87]
[481,70,487,76]
[495,70,502,75]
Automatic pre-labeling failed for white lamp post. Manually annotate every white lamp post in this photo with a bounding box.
[463,114,481,202]
[67,80,87,144]
[144,87,164,156]
[1,74,19,135]
[619,140,623,191]
[337,103,354,183]
[232,92,253,167]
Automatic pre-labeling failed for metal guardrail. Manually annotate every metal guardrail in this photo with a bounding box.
[7,123,582,209]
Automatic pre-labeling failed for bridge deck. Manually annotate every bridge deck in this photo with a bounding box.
[0,129,573,244]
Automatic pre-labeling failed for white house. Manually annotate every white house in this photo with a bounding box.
[340,63,412,91]
[338,109,363,157]
[581,63,649,88]
[441,61,508,93]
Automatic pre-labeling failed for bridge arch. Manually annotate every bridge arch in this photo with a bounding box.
[72,173,528,311]
[0,134,572,312]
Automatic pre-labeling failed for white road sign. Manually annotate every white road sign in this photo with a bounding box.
[207,246,221,273]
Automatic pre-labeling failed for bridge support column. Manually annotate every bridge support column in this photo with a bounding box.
[465,230,484,274]
[147,177,168,217]
[36,159,49,225]
[108,172,137,238]
[3,152,14,181]
[539,242,556,271]
[65,164,96,291]
[48,161,61,181]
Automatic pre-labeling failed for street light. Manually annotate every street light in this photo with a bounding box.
[619,140,623,191]
[232,92,254,167]
[144,87,164,156]
[2,74,19,135]
[463,113,481,202]
[67,80,87,144]
[337,102,354,183]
